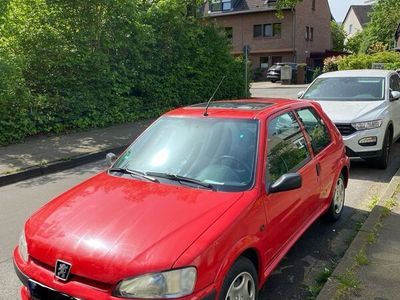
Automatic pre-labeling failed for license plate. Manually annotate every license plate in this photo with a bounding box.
[28,279,77,300]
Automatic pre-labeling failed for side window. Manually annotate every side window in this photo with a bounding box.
[266,112,311,184]
[390,75,400,92]
[296,108,331,154]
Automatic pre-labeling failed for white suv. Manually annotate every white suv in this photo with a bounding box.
[298,70,400,169]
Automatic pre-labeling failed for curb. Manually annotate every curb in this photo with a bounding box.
[0,145,127,188]
[316,167,400,300]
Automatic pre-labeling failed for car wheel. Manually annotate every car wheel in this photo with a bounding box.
[325,174,345,221]
[219,257,258,300]
[271,80,277,83]
[375,129,392,169]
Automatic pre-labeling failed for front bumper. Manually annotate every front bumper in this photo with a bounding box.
[13,248,215,300]
[341,127,385,159]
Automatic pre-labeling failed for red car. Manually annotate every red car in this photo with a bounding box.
[14,99,349,300]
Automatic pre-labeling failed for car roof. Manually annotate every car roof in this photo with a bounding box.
[164,98,311,119]
[318,69,394,78]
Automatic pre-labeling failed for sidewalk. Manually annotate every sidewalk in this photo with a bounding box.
[317,168,400,300]
[251,81,309,89]
[0,119,154,186]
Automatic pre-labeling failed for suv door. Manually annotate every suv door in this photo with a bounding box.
[389,73,400,140]
[262,111,320,263]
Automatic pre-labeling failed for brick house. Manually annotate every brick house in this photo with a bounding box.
[204,0,332,70]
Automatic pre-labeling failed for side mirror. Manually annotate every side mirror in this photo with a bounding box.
[390,91,400,101]
[269,173,302,193]
[297,91,305,99]
[106,153,117,167]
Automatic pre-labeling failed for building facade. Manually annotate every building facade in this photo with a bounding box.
[204,0,332,70]
[342,5,372,41]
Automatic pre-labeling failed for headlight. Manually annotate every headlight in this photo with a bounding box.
[18,230,28,262]
[351,120,382,131]
[114,267,197,299]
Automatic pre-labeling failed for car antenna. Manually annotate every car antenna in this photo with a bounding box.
[204,76,226,117]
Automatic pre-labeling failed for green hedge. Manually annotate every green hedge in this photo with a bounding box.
[337,51,400,71]
[0,0,247,145]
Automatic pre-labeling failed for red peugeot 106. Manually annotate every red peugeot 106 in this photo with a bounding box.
[14,99,350,300]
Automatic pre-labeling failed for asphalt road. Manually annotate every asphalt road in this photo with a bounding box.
[250,83,306,99]
[1,144,400,300]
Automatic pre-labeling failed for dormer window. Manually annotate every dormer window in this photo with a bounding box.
[265,0,277,6]
[210,0,232,12]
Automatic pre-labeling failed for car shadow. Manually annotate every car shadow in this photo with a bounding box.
[259,205,368,300]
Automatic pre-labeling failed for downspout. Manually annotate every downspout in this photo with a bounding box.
[292,7,296,62]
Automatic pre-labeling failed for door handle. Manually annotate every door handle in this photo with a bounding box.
[316,163,321,176]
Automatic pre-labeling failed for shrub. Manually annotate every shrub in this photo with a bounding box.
[323,56,342,73]
[337,51,400,70]
[0,0,248,145]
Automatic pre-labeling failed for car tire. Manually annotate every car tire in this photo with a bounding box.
[271,80,277,83]
[325,174,345,222]
[219,257,258,300]
[375,129,392,169]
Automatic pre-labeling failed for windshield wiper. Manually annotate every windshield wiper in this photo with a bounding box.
[109,168,159,183]
[146,172,216,191]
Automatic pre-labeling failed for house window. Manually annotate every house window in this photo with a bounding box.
[222,0,231,10]
[263,24,273,37]
[312,0,316,10]
[254,25,262,38]
[272,56,282,64]
[260,57,269,69]
[254,23,281,38]
[273,23,282,37]
[225,27,233,39]
[349,24,353,34]
[267,0,277,6]
[305,26,314,41]
[210,0,231,12]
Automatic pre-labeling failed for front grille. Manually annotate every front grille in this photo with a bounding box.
[335,123,356,136]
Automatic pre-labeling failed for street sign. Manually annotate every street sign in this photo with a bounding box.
[243,45,251,55]
[372,63,385,70]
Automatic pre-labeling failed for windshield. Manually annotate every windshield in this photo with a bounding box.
[113,117,259,191]
[303,77,386,101]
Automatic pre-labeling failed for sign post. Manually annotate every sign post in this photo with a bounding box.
[243,45,251,97]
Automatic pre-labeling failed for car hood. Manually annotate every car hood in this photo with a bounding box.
[314,100,386,123]
[25,172,243,284]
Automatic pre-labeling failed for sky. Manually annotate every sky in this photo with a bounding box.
[328,0,370,22]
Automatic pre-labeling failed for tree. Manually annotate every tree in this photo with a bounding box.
[345,31,364,54]
[363,0,400,50]
[331,21,346,51]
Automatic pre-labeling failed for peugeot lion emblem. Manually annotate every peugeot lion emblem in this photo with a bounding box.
[55,259,72,281]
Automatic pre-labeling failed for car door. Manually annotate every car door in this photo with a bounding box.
[389,73,400,140]
[295,107,335,208]
[262,110,320,262]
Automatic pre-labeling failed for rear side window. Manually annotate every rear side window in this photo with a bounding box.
[296,108,331,154]
[266,112,311,183]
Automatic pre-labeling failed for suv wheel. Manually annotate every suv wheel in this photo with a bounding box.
[325,174,345,221]
[376,129,392,169]
[219,257,258,300]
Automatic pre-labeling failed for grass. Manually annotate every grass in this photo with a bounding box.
[333,184,400,299]
[306,267,334,300]
[354,249,369,266]
[335,270,361,300]
[367,195,380,210]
